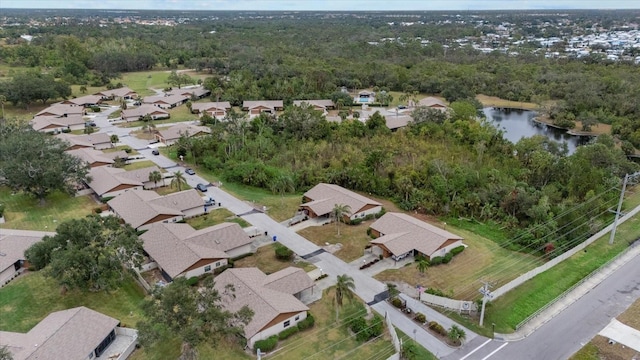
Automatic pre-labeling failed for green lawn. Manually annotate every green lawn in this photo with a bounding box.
[396,328,438,360]
[0,187,97,231]
[234,243,315,274]
[270,288,394,360]
[0,272,146,333]
[487,212,640,333]
[298,221,375,262]
[118,71,172,97]
[186,208,251,229]
[123,160,159,171]
[108,109,123,119]
[104,145,138,155]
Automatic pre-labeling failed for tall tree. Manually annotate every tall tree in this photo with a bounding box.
[138,277,253,359]
[417,257,430,275]
[171,170,187,191]
[269,174,295,204]
[0,124,89,204]
[334,274,356,308]
[331,203,351,236]
[24,215,143,292]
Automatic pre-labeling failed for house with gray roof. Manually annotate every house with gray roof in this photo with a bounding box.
[191,101,232,118]
[107,189,205,230]
[142,94,189,109]
[60,94,103,107]
[120,104,170,122]
[0,306,138,360]
[0,229,54,287]
[65,148,128,168]
[300,183,383,221]
[242,100,284,117]
[154,123,211,146]
[95,87,137,100]
[139,222,252,281]
[293,100,335,113]
[214,267,313,348]
[56,132,113,150]
[369,212,464,261]
[35,103,86,117]
[165,85,211,99]
[417,96,449,111]
[30,115,86,133]
[87,166,163,198]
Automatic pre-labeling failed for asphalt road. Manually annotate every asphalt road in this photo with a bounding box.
[444,243,640,360]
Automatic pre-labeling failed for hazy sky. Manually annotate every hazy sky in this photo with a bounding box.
[1,0,639,10]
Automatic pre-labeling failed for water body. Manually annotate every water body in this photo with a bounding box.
[483,107,591,155]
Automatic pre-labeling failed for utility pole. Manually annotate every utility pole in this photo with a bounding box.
[479,281,493,327]
[609,172,640,244]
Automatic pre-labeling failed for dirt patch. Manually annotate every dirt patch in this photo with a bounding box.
[590,335,639,360]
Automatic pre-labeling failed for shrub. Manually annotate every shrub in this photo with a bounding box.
[415,312,426,323]
[186,276,199,286]
[100,196,115,203]
[391,298,403,308]
[297,313,315,331]
[428,321,447,336]
[349,218,363,225]
[91,106,101,112]
[425,287,448,297]
[349,316,367,335]
[275,244,294,261]
[430,256,443,265]
[368,315,384,338]
[279,326,299,340]
[123,147,132,154]
[61,128,71,133]
[379,254,383,260]
[0,203,5,217]
[254,335,278,352]
[442,252,453,264]
[450,246,465,256]
[315,274,329,281]
[94,207,102,214]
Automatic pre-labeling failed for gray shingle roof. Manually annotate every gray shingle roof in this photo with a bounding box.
[263,267,314,295]
[35,104,85,117]
[0,307,119,360]
[214,268,309,340]
[65,148,127,166]
[293,99,334,109]
[165,86,210,98]
[61,95,103,106]
[370,212,463,257]
[302,183,382,217]
[157,123,211,142]
[143,94,189,106]
[242,100,284,110]
[191,101,232,112]
[87,166,161,196]
[56,132,111,149]
[0,232,51,274]
[107,189,203,229]
[121,104,169,120]
[418,97,448,109]
[31,115,86,131]
[95,87,137,98]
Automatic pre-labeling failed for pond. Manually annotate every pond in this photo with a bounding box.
[483,107,591,155]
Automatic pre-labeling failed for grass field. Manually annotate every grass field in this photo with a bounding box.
[476,94,539,110]
[0,272,145,333]
[487,212,640,333]
[123,160,158,171]
[186,208,251,229]
[117,71,172,97]
[234,243,315,274]
[269,288,394,360]
[396,328,438,360]
[298,221,375,262]
[0,187,96,231]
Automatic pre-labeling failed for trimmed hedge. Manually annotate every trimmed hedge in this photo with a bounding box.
[450,245,465,256]
[428,321,447,336]
[186,276,199,286]
[415,312,426,323]
[254,335,278,352]
[391,298,403,308]
[297,313,315,330]
[430,256,443,265]
[279,326,299,340]
[275,244,294,261]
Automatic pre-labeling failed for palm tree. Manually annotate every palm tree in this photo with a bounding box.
[417,256,430,275]
[447,324,466,345]
[386,283,399,301]
[79,85,87,94]
[149,170,162,189]
[170,171,187,191]
[110,134,119,146]
[335,274,356,309]
[332,203,351,236]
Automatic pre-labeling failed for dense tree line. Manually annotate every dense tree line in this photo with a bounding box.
[177,104,638,253]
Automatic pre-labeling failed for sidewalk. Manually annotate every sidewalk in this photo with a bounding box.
[496,241,640,341]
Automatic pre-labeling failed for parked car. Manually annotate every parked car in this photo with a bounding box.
[196,183,208,192]
[397,105,407,110]
[185,168,196,175]
[151,149,160,156]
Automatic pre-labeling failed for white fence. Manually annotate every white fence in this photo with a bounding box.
[385,311,400,357]
[419,293,477,312]
[492,204,640,299]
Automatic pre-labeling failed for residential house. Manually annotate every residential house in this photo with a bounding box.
[385,114,414,131]
[417,97,448,111]
[66,148,128,168]
[242,100,284,117]
[95,87,138,100]
[190,101,232,118]
[165,85,211,99]
[56,132,113,150]
[30,115,86,133]
[214,267,313,348]
[142,94,189,109]
[300,183,383,221]
[87,166,163,198]
[107,189,205,230]
[59,95,103,107]
[369,212,464,261]
[120,104,169,122]
[355,90,375,104]
[0,306,138,360]
[139,222,252,281]
[35,104,86,117]
[154,123,212,146]
[0,230,53,287]
[293,100,335,114]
